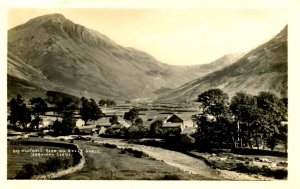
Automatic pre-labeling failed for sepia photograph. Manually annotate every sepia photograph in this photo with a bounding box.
[4,0,293,184]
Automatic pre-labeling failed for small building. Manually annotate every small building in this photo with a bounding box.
[164,113,196,130]
[76,119,85,127]
[77,125,99,134]
[158,122,182,137]
[117,117,131,128]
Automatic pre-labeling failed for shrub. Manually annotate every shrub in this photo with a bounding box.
[122,148,148,158]
[103,143,117,148]
[161,174,182,180]
[15,157,76,179]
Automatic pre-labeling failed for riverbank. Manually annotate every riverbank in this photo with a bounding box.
[97,138,287,180]
[59,140,218,180]
[94,138,226,179]
[189,151,287,180]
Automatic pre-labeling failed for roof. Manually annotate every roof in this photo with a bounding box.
[162,123,182,128]
[172,113,195,121]
[86,118,111,126]
[113,116,131,127]
[111,124,123,129]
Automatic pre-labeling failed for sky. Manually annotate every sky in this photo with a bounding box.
[7,8,287,65]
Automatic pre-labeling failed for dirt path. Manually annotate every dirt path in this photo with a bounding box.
[95,138,223,180]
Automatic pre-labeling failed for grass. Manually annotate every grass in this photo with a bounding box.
[58,141,214,180]
[15,157,73,179]
[191,151,288,179]
[7,142,73,179]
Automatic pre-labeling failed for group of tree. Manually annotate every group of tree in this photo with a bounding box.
[8,95,32,129]
[80,97,103,125]
[46,91,79,116]
[194,89,287,151]
[98,99,116,107]
[8,91,104,135]
[124,108,140,124]
[149,119,163,136]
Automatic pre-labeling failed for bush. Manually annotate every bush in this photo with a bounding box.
[15,157,76,179]
[122,148,148,158]
[161,174,182,180]
[103,143,117,148]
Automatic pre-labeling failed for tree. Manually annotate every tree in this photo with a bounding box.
[150,119,163,136]
[197,89,229,118]
[98,99,106,107]
[51,115,75,136]
[230,91,287,150]
[61,115,76,135]
[106,100,116,107]
[46,91,79,116]
[80,97,102,125]
[109,115,118,125]
[51,119,62,135]
[29,97,48,131]
[194,89,233,149]
[8,95,31,128]
[124,108,139,124]
[134,118,143,127]
[255,92,286,150]
[80,97,90,124]
[89,99,102,121]
[194,114,234,149]
[57,97,78,116]
[30,97,48,115]
[230,92,258,148]
[98,99,116,107]
[30,116,42,131]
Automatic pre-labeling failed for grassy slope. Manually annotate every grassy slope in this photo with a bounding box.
[7,75,47,100]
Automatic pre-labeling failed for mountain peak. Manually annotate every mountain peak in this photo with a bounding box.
[31,13,67,23]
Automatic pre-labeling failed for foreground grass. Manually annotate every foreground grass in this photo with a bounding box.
[7,142,73,179]
[58,141,215,180]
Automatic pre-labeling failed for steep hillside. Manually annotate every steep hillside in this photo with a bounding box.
[154,26,287,102]
[7,14,242,100]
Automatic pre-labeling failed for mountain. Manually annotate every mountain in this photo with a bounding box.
[154,26,288,102]
[7,13,242,100]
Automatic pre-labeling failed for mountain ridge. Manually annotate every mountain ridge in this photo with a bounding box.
[8,13,243,100]
[154,25,288,102]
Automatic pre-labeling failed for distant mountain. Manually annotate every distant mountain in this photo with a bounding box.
[154,26,287,102]
[7,13,242,100]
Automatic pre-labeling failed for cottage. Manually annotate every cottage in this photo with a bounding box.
[76,119,85,127]
[117,117,131,128]
[164,113,196,130]
[157,122,182,136]
[77,125,99,134]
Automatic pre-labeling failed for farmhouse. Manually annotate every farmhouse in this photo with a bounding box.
[164,113,196,130]
[78,117,112,134]
[158,122,182,136]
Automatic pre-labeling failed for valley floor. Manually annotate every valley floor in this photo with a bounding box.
[8,136,287,180]
[58,139,218,180]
